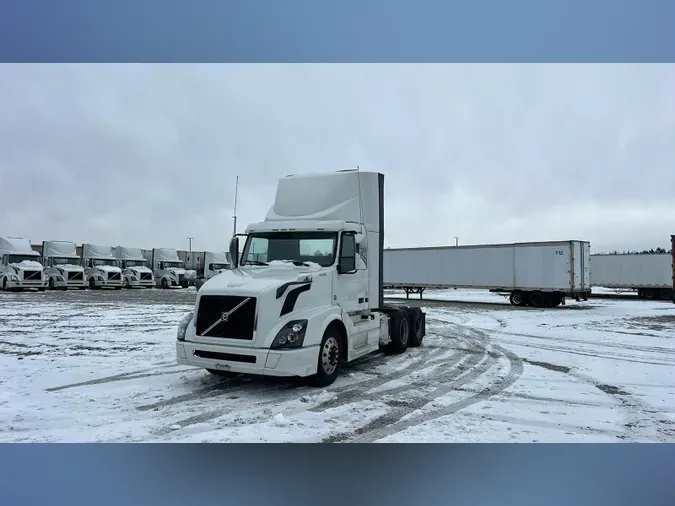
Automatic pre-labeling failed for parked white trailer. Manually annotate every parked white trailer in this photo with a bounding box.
[81,243,124,289]
[113,246,155,288]
[384,240,591,307]
[42,240,87,290]
[590,253,673,300]
[176,169,427,387]
[145,248,188,288]
[0,237,46,291]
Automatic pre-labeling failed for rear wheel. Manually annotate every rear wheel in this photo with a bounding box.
[404,307,425,347]
[386,309,410,354]
[310,325,342,387]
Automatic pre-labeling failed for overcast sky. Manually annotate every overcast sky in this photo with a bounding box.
[0,64,673,254]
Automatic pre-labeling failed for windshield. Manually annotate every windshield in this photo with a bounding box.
[52,257,79,265]
[124,260,148,267]
[8,254,39,264]
[91,258,118,267]
[210,263,229,271]
[162,261,184,269]
[241,232,337,268]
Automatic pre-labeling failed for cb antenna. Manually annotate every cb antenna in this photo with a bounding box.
[232,175,239,238]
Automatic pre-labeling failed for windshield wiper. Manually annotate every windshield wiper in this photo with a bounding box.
[244,260,268,266]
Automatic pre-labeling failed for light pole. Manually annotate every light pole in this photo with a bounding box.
[187,237,193,252]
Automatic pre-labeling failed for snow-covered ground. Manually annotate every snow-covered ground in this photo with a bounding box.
[1,288,674,442]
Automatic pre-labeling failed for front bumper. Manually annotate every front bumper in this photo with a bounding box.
[53,278,87,289]
[92,278,124,288]
[127,278,154,288]
[7,279,46,289]
[176,340,319,378]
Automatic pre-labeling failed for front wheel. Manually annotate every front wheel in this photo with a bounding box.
[161,278,169,289]
[310,325,342,387]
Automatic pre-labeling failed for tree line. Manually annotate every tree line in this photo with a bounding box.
[605,247,673,255]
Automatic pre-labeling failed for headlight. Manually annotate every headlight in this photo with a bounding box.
[11,275,19,281]
[177,312,194,341]
[97,275,104,281]
[131,275,138,281]
[57,276,64,281]
[270,320,308,350]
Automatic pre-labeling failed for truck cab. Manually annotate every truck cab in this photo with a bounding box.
[176,170,426,387]
[82,243,124,289]
[192,251,230,290]
[0,237,47,291]
[42,240,87,290]
[114,246,155,288]
[147,248,188,288]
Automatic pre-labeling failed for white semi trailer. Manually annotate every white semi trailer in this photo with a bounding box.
[114,246,155,288]
[0,237,46,291]
[146,248,188,288]
[176,169,427,387]
[42,240,87,290]
[81,243,124,289]
[590,253,673,300]
[383,240,592,307]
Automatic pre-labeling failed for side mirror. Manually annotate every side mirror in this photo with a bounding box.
[229,236,240,269]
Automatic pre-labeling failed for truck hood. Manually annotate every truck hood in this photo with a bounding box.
[9,260,43,270]
[55,265,83,272]
[199,263,328,296]
[169,268,186,276]
[129,266,152,273]
[95,265,122,273]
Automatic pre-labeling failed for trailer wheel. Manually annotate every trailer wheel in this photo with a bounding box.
[551,293,563,307]
[404,307,425,347]
[529,291,545,308]
[386,309,410,354]
[510,291,526,306]
[310,325,342,387]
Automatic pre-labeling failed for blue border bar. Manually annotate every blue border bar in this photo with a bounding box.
[1,444,674,506]
[1,0,674,62]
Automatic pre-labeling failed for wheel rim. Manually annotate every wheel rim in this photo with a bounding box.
[321,336,340,375]
[513,293,522,305]
[532,293,543,307]
[400,318,409,344]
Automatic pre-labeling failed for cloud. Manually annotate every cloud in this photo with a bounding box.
[0,64,673,253]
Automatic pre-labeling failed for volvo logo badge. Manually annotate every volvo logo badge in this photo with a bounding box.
[221,312,230,322]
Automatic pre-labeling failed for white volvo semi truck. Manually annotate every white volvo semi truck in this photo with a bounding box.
[146,248,188,288]
[114,246,155,288]
[82,243,124,289]
[0,237,47,291]
[42,240,87,290]
[176,169,426,387]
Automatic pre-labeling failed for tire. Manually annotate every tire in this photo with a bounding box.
[2,278,7,291]
[386,309,410,354]
[510,291,525,306]
[89,277,97,289]
[529,291,545,308]
[38,287,46,292]
[161,278,169,289]
[551,293,563,307]
[310,325,343,387]
[405,307,425,347]
[206,369,238,378]
[49,278,55,290]
[123,278,130,288]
